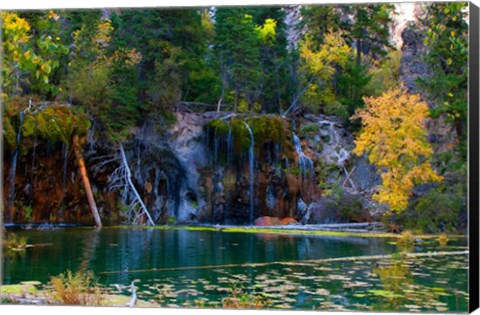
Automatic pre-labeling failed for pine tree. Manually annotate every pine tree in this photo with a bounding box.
[417,2,468,151]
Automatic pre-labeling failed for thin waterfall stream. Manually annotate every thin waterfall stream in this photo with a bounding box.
[243,121,255,225]
[292,132,314,180]
[7,111,25,218]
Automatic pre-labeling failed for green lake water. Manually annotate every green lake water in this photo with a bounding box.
[2,228,469,312]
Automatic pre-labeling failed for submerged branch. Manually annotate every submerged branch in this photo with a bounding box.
[98,250,469,275]
[127,281,137,307]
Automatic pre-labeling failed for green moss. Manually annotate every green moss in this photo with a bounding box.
[105,225,467,240]
[3,101,90,153]
[206,115,292,159]
[248,115,288,154]
[208,119,230,137]
[1,284,39,294]
[299,123,321,138]
[230,118,251,153]
[34,105,90,144]
[3,115,17,150]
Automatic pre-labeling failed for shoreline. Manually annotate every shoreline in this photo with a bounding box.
[5,222,467,239]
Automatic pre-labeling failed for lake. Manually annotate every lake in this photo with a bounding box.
[2,227,469,312]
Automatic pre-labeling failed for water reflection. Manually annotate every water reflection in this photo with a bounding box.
[1,228,468,312]
[3,228,400,285]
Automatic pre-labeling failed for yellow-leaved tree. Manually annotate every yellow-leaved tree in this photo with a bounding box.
[352,86,442,212]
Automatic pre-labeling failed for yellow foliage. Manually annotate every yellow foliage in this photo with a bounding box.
[438,233,449,246]
[256,18,277,45]
[299,32,351,83]
[352,86,442,212]
[2,12,64,97]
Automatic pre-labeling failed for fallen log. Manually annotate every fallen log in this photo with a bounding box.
[98,250,468,275]
[73,134,102,228]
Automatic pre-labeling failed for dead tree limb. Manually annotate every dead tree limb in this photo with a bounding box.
[118,144,155,226]
[283,76,314,116]
[342,166,357,189]
[127,281,137,307]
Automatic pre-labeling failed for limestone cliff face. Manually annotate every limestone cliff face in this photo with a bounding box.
[394,4,457,157]
[284,5,305,51]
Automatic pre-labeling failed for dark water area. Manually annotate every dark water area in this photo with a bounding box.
[2,228,469,312]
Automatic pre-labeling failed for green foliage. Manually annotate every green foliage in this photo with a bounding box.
[214,9,263,111]
[66,17,141,141]
[340,4,395,63]
[23,205,33,221]
[299,32,351,114]
[213,8,291,113]
[336,56,371,121]
[167,216,177,225]
[3,233,28,251]
[23,104,90,144]
[365,50,401,96]
[301,5,341,48]
[2,104,21,150]
[299,124,320,138]
[111,9,211,108]
[3,99,90,155]
[299,3,395,126]
[417,2,468,149]
[1,11,68,99]
[399,186,464,233]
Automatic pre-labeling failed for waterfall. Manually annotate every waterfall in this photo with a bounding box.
[243,121,255,225]
[7,111,25,218]
[60,143,69,221]
[213,127,219,167]
[292,132,314,179]
[30,138,37,202]
[315,115,351,167]
[227,123,233,168]
[62,144,69,193]
[225,122,233,222]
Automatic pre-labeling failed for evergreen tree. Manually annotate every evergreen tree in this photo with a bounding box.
[417,2,468,152]
[339,4,394,65]
[214,8,263,112]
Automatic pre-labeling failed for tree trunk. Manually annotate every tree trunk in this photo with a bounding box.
[73,134,102,228]
[356,39,362,66]
[233,90,239,113]
[217,67,227,113]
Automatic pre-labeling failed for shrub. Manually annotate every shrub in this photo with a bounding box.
[396,230,415,248]
[48,270,104,305]
[222,283,272,309]
[299,123,320,138]
[438,233,449,246]
[3,233,28,251]
[398,186,464,233]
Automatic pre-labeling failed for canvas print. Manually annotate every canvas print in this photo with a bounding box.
[0,1,474,312]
